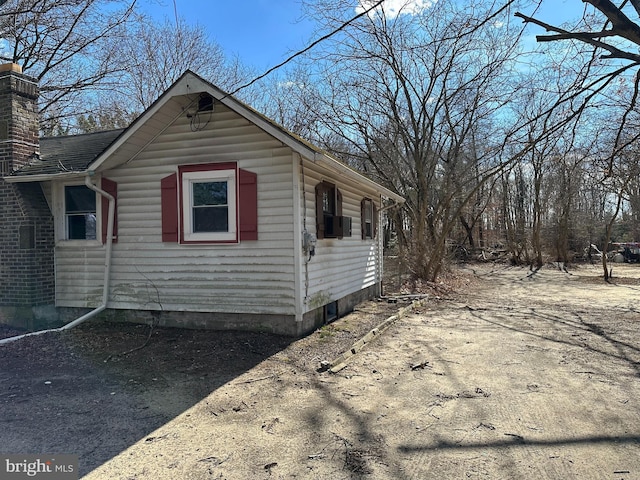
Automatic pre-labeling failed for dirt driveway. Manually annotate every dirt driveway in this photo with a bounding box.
[2,262,640,479]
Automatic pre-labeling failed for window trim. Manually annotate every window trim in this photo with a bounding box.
[315,180,349,239]
[57,181,100,244]
[179,163,238,244]
[55,177,118,246]
[65,184,98,241]
[361,197,377,240]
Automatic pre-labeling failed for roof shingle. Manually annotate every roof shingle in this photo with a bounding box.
[10,129,124,177]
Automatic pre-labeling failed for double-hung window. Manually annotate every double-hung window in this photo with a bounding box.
[181,167,237,243]
[65,185,97,240]
[315,180,351,239]
[361,197,377,240]
[58,178,118,244]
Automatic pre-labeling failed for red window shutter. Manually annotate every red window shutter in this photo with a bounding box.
[101,177,118,244]
[161,173,178,242]
[239,168,258,241]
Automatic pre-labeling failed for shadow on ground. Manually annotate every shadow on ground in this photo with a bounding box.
[0,321,293,476]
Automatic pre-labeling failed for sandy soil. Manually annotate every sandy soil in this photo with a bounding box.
[2,262,640,479]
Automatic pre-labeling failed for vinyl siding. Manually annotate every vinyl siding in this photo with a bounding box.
[299,159,381,313]
[55,103,297,316]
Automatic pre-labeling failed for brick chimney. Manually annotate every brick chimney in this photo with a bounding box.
[0,63,56,330]
[0,63,39,175]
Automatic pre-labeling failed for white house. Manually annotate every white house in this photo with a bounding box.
[3,68,403,336]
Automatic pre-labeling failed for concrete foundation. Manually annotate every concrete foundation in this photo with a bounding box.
[57,283,382,337]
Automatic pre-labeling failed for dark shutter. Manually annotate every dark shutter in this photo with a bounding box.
[336,189,343,239]
[101,177,118,244]
[361,198,366,240]
[373,202,378,239]
[315,182,325,239]
[239,168,258,241]
[161,173,178,242]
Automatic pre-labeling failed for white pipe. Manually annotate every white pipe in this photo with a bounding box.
[0,174,115,345]
[79,175,115,308]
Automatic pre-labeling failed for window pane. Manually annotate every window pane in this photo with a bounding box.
[65,185,97,240]
[193,182,227,206]
[65,185,96,213]
[193,206,228,232]
[67,213,97,240]
[322,189,335,215]
[365,201,372,222]
[181,170,237,242]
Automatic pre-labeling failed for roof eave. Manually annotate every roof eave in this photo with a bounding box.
[312,153,405,204]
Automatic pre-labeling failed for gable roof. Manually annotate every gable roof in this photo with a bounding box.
[4,70,403,203]
[11,129,124,178]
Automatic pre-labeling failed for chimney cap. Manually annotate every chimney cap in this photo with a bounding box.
[0,63,22,74]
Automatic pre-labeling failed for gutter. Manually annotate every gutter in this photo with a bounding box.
[0,173,115,346]
[312,153,405,205]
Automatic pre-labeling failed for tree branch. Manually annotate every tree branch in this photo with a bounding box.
[514,11,640,62]
[583,0,640,45]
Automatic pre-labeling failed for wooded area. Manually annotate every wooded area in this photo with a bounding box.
[3,0,640,281]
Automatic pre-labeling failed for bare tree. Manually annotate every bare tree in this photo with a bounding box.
[292,0,531,281]
[109,15,253,113]
[0,0,138,132]
[516,1,640,278]
[500,161,532,264]
[75,103,137,133]
[256,68,326,143]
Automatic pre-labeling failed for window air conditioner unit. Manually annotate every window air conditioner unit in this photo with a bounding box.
[324,215,352,238]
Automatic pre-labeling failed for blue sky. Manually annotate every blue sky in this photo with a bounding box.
[141,1,587,71]
[141,0,315,69]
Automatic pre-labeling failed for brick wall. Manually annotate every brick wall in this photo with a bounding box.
[0,181,55,306]
[0,67,56,327]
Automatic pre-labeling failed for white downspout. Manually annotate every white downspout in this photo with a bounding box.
[0,173,115,345]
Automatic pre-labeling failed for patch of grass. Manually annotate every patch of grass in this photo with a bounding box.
[317,325,335,339]
[319,320,353,336]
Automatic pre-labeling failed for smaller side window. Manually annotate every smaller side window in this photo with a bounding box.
[315,181,349,239]
[361,198,378,240]
[65,185,97,240]
[316,181,335,239]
